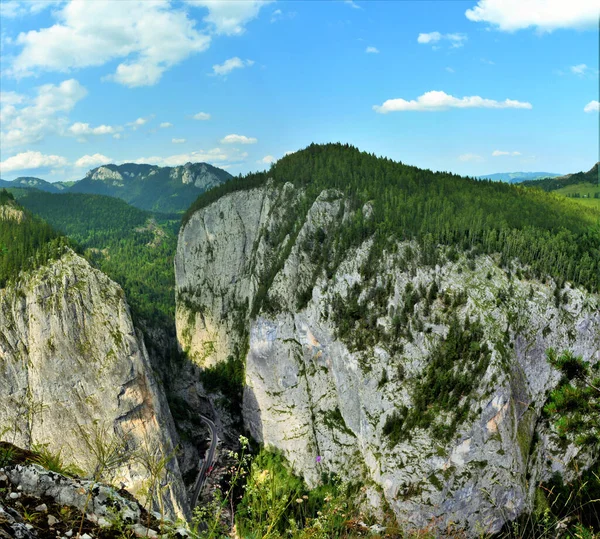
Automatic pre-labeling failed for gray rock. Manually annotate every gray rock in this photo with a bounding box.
[176,183,600,536]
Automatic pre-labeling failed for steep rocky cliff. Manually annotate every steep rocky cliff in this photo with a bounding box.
[0,248,189,520]
[175,181,600,534]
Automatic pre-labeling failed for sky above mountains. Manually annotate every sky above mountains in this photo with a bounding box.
[0,0,598,181]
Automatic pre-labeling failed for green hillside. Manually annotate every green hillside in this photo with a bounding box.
[14,190,178,324]
[186,143,600,292]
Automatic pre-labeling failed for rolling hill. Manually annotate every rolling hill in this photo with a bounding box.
[477,171,560,183]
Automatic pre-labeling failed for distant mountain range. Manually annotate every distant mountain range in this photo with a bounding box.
[519,162,599,192]
[477,171,561,183]
[0,161,232,213]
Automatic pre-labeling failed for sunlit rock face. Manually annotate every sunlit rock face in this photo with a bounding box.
[176,182,600,535]
[0,250,189,520]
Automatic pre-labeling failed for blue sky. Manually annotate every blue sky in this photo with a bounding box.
[0,0,598,181]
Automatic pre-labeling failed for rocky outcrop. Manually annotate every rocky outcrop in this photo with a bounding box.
[0,250,189,520]
[175,183,600,535]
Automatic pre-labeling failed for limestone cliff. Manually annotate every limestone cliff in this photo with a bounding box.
[0,249,189,520]
[175,183,600,535]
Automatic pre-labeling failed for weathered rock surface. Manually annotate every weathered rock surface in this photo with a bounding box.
[0,250,189,520]
[175,183,600,535]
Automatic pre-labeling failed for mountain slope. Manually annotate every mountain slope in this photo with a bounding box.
[69,162,233,213]
[477,171,560,183]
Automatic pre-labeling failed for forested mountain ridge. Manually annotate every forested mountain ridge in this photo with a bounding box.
[0,176,71,192]
[477,171,560,183]
[69,161,233,213]
[185,143,600,292]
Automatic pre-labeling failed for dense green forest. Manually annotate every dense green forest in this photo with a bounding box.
[0,190,71,288]
[11,190,178,324]
[185,143,600,293]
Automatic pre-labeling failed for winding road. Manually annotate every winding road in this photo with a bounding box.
[191,415,218,508]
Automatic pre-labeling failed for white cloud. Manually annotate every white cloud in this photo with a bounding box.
[418,32,467,47]
[172,138,186,144]
[10,1,211,86]
[127,116,153,130]
[212,57,254,76]
[186,0,272,35]
[571,64,588,75]
[373,91,532,113]
[584,100,600,113]
[0,0,60,18]
[74,153,111,168]
[192,112,211,120]
[492,150,521,156]
[69,122,119,136]
[160,122,173,128]
[113,133,122,139]
[220,134,257,144]
[445,67,455,73]
[0,78,87,149]
[459,153,484,162]
[0,150,68,173]
[344,0,362,9]
[129,147,244,167]
[365,46,379,54]
[417,32,441,44]
[0,91,25,105]
[465,0,600,32]
[258,155,275,164]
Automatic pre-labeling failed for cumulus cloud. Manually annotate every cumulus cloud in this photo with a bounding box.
[465,0,600,32]
[373,91,532,113]
[192,112,211,120]
[258,155,276,164]
[0,78,87,149]
[417,32,441,44]
[160,122,173,128]
[492,150,521,156]
[0,0,60,18]
[129,147,246,167]
[74,153,112,168]
[418,32,466,47]
[127,116,153,130]
[172,138,186,144]
[0,150,68,173]
[0,91,25,105]
[458,153,484,162]
[366,46,379,53]
[220,134,257,144]
[10,1,210,87]
[212,57,254,76]
[69,122,119,136]
[584,100,599,113]
[186,0,272,35]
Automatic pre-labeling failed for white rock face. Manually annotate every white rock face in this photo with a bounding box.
[86,166,123,183]
[0,250,189,520]
[175,184,600,535]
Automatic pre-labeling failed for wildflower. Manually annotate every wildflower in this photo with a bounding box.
[296,498,304,504]
[315,455,322,463]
